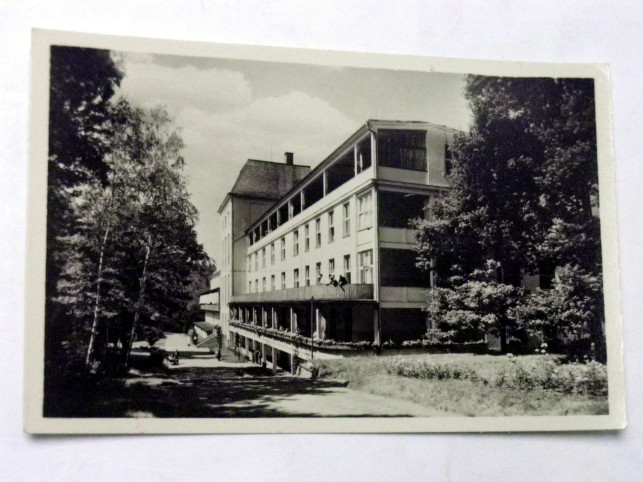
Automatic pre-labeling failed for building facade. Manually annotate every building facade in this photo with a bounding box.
[201,120,458,371]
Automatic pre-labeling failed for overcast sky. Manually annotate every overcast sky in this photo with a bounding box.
[115,51,472,264]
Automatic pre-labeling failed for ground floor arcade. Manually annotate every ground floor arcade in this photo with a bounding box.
[226,301,431,373]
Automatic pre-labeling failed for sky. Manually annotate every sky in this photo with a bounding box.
[115,51,473,264]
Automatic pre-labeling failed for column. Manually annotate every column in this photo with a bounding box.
[290,307,296,333]
[261,306,266,328]
[322,170,328,196]
[272,307,277,329]
[300,190,306,211]
[271,346,277,374]
[354,144,359,175]
[261,343,266,368]
[373,306,381,347]
[316,307,326,339]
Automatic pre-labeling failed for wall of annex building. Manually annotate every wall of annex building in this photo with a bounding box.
[218,200,233,342]
[244,172,376,294]
[216,195,278,343]
[231,196,277,295]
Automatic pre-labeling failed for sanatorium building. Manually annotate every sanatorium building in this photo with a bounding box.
[199,120,459,373]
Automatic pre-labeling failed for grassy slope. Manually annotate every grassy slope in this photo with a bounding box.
[315,354,608,417]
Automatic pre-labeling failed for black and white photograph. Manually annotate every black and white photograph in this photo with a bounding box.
[23,30,624,434]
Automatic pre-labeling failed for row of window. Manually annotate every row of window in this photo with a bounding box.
[247,249,373,293]
[248,136,373,246]
[247,192,373,273]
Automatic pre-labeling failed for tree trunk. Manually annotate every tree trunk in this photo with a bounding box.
[85,224,111,369]
[124,239,151,369]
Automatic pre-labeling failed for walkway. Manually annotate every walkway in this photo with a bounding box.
[115,349,442,418]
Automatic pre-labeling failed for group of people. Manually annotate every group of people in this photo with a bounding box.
[323,273,348,291]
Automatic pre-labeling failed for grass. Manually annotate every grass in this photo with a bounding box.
[314,354,609,416]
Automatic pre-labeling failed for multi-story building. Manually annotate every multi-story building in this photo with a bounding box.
[201,120,458,371]
[212,158,311,345]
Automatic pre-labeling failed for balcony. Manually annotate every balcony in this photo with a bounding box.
[200,303,220,312]
[230,283,374,304]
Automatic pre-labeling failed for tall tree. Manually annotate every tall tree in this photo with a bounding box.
[56,103,212,371]
[414,76,603,353]
[45,47,123,376]
[415,76,600,283]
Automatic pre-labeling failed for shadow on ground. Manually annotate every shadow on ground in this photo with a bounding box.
[44,350,407,418]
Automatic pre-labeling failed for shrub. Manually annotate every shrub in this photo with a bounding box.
[427,260,525,351]
[494,355,607,396]
[383,357,481,382]
[517,264,605,361]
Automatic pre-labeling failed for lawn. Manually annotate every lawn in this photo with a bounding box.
[313,353,609,416]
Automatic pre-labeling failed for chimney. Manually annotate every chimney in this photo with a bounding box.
[284,152,294,165]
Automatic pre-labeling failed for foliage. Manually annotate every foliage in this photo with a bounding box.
[495,354,607,396]
[414,76,600,283]
[413,75,603,356]
[517,265,605,360]
[426,260,524,350]
[49,95,212,375]
[317,354,607,399]
[45,47,124,379]
[384,357,481,382]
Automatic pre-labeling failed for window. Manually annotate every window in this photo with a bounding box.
[328,258,335,277]
[305,265,310,286]
[358,249,373,284]
[281,237,286,261]
[344,254,351,283]
[343,202,350,237]
[294,269,300,288]
[316,262,322,284]
[294,229,299,256]
[445,143,453,176]
[249,280,252,293]
[247,255,251,273]
[380,248,429,287]
[271,274,275,291]
[358,192,373,230]
[270,242,275,264]
[377,129,427,171]
[315,218,322,247]
[281,272,286,290]
[255,279,259,292]
[262,277,266,292]
[305,224,310,252]
[378,191,430,228]
[328,210,335,243]
[253,253,258,271]
[262,248,266,268]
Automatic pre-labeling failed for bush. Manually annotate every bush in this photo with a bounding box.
[383,357,482,382]
[381,354,607,396]
[495,355,607,396]
[427,261,525,351]
[517,264,605,361]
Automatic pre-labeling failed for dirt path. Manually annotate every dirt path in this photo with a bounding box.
[101,351,444,418]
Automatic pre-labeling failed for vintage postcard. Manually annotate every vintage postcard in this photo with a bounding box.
[24,29,625,433]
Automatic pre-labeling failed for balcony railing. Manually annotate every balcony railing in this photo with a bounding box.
[229,321,374,351]
[230,283,373,304]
